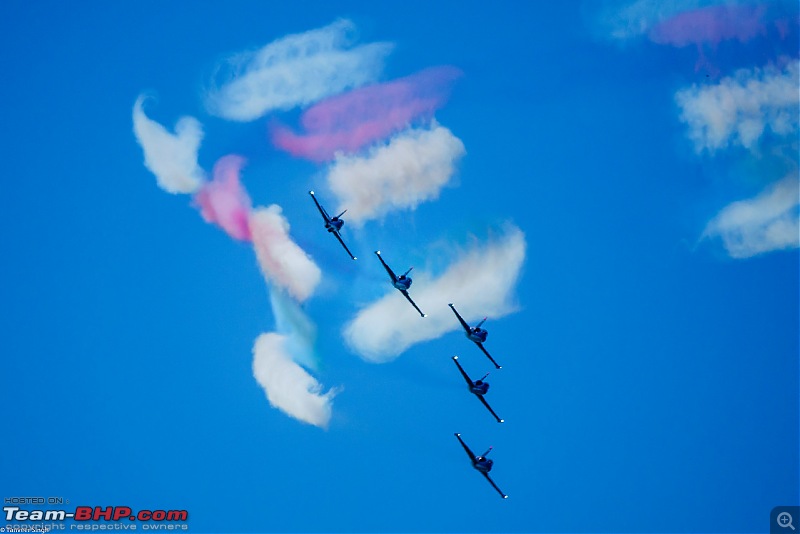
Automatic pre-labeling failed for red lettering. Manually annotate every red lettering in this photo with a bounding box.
[113,507,132,521]
[74,507,92,521]
[94,506,114,521]
[166,511,188,521]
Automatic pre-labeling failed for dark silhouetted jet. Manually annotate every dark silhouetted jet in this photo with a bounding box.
[454,433,507,499]
[309,190,356,260]
[375,250,425,317]
[452,356,503,423]
[448,303,501,368]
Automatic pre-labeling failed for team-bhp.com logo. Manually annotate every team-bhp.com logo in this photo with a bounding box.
[4,506,188,530]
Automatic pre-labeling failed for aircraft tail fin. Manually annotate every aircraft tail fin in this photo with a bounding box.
[334,209,347,219]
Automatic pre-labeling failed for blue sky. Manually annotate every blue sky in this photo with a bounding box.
[2,1,798,533]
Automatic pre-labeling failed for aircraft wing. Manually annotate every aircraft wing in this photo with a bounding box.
[400,289,426,318]
[482,472,508,499]
[332,230,356,260]
[454,433,476,463]
[451,356,474,388]
[448,303,472,335]
[374,251,397,283]
[308,191,331,223]
[476,342,502,369]
[477,395,504,424]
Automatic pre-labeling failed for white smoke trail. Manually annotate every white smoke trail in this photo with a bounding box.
[326,123,466,226]
[676,60,799,153]
[250,205,322,302]
[252,331,337,428]
[132,95,205,194]
[702,174,800,258]
[206,19,393,121]
[344,225,526,362]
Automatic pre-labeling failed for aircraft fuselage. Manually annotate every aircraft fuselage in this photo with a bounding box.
[393,276,412,291]
[326,218,344,232]
[468,327,488,343]
[470,381,489,396]
[473,457,493,473]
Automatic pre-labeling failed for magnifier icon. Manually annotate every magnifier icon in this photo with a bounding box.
[778,512,796,531]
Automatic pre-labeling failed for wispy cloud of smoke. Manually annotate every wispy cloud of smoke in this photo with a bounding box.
[599,0,790,44]
[344,226,526,362]
[250,205,322,302]
[676,60,799,153]
[599,0,707,40]
[133,94,333,428]
[326,124,466,226]
[134,20,479,427]
[270,66,462,162]
[600,4,798,264]
[703,174,800,258]
[648,3,765,47]
[194,155,252,241]
[252,332,337,428]
[132,96,205,194]
[205,19,393,121]
[269,289,319,371]
[248,215,334,425]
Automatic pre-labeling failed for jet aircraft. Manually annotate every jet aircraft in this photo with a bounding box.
[448,303,501,369]
[308,191,356,260]
[452,356,504,423]
[374,250,426,317]
[454,433,507,499]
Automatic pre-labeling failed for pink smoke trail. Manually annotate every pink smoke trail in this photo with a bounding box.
[270,66,462,162]
[194,154,253,241]
[648,4,766,48]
